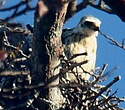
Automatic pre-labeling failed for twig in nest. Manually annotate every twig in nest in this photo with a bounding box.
[0,70,30,76]
[3,31,30,58]
[4,90,39,110]
[92,64,108,85]
[61,60,88,73]
[68,52,87,61]
[94,76,121,100]
[101,66,119,80]
[1,82,44,93]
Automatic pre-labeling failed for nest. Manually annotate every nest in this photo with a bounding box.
[0,24,124,110]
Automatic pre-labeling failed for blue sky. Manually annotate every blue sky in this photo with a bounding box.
[0,0,125,108]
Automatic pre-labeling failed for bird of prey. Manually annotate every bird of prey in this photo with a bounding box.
[62,16,101,82]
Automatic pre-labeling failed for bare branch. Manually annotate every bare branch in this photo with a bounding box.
[0,0,29,11]
[0,0,36,21]
[65,0,114,22]
[89,1,113,14]
[100,31,125,51]
[76,0,89,13]
[4,6,35,21]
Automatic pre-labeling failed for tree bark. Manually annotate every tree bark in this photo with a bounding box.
[32,0,69,109]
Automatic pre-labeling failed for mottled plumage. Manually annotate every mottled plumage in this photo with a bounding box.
[62,16,101,81]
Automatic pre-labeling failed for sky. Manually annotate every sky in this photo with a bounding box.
[0,0,125,108]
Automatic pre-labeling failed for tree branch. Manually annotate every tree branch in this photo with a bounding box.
[89,1,113,14]
[31,0,70,109]
[0,0,36,21]
[100,31,125,51]
[76,0,89,13]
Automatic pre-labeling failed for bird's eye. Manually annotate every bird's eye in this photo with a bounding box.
[84,21,94,26]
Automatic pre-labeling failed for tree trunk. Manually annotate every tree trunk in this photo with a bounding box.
[31,0,69,109]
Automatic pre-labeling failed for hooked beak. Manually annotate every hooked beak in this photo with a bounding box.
[93,26,100,31]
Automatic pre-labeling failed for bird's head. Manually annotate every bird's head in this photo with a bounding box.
[76,16,101,36]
